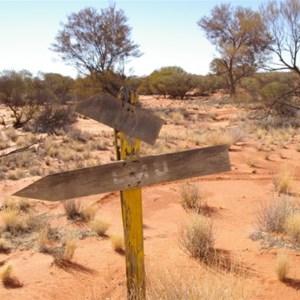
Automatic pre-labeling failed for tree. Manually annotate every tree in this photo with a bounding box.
[0,70,39,128]
[198,4,271,96]
[259,0,300,118]
[51,3,141,95]
[42,73,74,104]
[147,66,194,99]
[261,0,300,76]
[71,73,103,100]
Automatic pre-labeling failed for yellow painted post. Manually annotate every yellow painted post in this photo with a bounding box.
[114,88,145,299]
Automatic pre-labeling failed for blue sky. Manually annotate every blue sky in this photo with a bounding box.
[0,0,265,78]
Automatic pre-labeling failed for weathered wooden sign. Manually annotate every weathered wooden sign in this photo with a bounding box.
[76,94,164,145]
[14,145,230,201]
[15,88,231,300]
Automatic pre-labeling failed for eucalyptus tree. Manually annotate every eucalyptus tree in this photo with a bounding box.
[261,0,300,76]
[52,3,141,95]
[198,4,271,96]
[0,70,39,128]
[261,0,300,116]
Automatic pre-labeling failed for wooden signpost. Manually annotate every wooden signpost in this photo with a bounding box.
[14,90,231,299]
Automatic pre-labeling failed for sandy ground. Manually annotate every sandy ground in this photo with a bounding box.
[0,96,300,299]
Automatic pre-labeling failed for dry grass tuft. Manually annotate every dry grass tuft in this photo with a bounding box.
[284,213,300,244]
[63,238,77,261]
[180,183,208,214]
[17,198,31,212]
[63,200,97,222]
[0,265,23,288]
[204,128,245,148]
[273,167,294,194]
[90,219,110,236]
[82,205,97,222]
[1,202,46,237]
[1,209,25,234]
[178,213,214,260]
[63,199,83,220]
[170,111,185,125]
[66,127,92,143]
[146,264,254,300]
[3,198,18,210]
[4,197,31,212]
[0,239,12,254]
[53,238,77,266]
[256,194,295,233]
[37,228,50,253]
[111,234,124,253]
[275,251,289,281]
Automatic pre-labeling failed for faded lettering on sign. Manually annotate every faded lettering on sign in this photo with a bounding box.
[112,171,125,184]
[154,161,168,176]
[112,161,169,185]
[134,164,149,181]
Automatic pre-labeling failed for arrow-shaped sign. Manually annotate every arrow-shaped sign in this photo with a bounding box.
[14,145,230,201]
[76,94,164,145]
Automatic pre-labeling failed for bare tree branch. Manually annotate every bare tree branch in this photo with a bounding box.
[0,138,44,158]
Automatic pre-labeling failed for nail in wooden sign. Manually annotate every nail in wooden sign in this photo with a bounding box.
[76,94,165,145]
[14,145,230,201]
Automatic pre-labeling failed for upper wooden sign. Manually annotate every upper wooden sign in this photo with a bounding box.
[76,94,165,145]
[14,145,231,201]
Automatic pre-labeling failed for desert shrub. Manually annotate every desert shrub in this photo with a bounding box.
[164,72,194,99]
[89,219,110,236]
[179,213,214,260]
[256,195,295,233]
[63,200,96,222]
[260,82,289,104]
[25,213,46,232]
[273,168,294,194]
[284,214,300,244]
[33,104,76,134]
[180,183,206,214]
[275,251,289,281]
[193,74,227,95]
[2,151,33,169]
[147,66,194,99]
[66,127,92,143]
[63,199,83,220]
[111,234,124,253]
[240,77,261,102]
[0,70,40,129]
